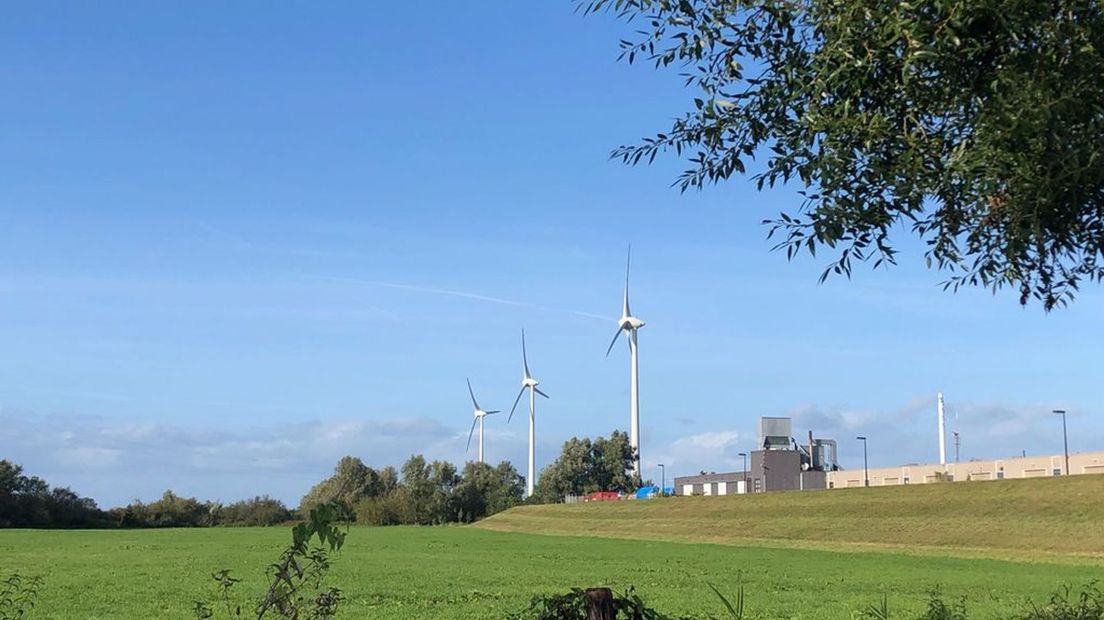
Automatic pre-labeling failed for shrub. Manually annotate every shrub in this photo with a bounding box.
[193,503,347,619]
[1018,582,1104,620]
[216,497,292,527]
[0,573,42,620]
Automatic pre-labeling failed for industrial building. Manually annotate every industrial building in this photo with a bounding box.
[672,408,1104,496]
[673,416,839,495]
[826,450,1104,488]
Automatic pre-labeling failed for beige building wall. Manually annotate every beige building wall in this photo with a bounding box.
[826,451,1104,488]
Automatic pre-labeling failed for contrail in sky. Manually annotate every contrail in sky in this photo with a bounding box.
[314,275,610,322]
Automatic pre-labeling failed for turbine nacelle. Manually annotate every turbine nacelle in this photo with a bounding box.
[465,378,498,453]
[619,315,645,331]
[509,329,549,423]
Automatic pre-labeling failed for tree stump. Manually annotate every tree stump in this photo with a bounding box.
[585,587,615,620]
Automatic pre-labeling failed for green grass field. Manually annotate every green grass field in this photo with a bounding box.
[3,476,1104,619]
[3,526,1102,619]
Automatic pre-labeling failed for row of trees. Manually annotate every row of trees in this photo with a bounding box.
[0,460,108,528]
[298,455,525,526]
[2,429,641,528]
[111,492,293,528]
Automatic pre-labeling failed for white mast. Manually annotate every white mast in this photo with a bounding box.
[606,247,645,481]
[508,330,549,497]
[528,387,536,497]
[629,328,640,478]
[937,392,946,467]
[478,415,485,463]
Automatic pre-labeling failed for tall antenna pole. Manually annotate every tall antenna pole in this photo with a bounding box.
[629,328,641,480]
[937,392,947,467]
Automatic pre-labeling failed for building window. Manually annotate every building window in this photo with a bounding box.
[828,482,834,489]
[1053,468,1062,476]
[996,471,1004,479]
[903,477,910,484]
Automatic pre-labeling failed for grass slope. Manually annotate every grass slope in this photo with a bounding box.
[3,526,1103,619]
[477,475,1104,559]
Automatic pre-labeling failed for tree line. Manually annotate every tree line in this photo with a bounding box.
[1,429,642,528]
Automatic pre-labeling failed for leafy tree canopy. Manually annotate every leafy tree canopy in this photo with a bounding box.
[584,0,1104,309]
[533,430,639,502]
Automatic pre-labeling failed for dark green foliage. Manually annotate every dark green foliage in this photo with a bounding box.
[583,0,1104,309]
[531,430,639,502]
[918,588,969,620]
[1019,581,1104,620]
[194,503,347,620]
[0,460,108,528]
[298,456,386,520]
[510,583,1103,620]
[399,455,460,525]
[216,496,294,527]
[508,587,690,620]
[452,461,525,523]
[351,456,524,525]
[113,490,214,528]
[0,573,42,620]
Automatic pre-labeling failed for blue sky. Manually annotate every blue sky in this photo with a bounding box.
[2,3,1102,507]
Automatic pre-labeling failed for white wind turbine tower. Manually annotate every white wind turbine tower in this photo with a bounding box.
[465,378,499,463]
[605,246,645,480]
[508,329,549,498]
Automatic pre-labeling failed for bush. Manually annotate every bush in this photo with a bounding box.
[1018,582,1104,620]
[0,573,42,620]
[355,488,415,526]
[113,491,213,528]
[216,496,292,527]
[193,503,347,619]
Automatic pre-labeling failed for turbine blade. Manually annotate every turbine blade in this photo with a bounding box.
[535,387,550,399]
[508,386,526,423]
[623,244,632,317]
[485,410,500,415]
[466,417,478,451]
[521,329,531,379]
[466,378,480,410]
[605,327,624,357]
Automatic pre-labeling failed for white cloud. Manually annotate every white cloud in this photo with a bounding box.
[0,410,459,507]
[650,429,744,472]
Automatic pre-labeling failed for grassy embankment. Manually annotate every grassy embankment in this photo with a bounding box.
[477,474,1104,560]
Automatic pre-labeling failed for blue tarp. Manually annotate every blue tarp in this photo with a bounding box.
[635,486,658,499]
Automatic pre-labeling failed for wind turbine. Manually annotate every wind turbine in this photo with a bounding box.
[605,246,645,480]
[465,378,499,463]
[508,329,549,497]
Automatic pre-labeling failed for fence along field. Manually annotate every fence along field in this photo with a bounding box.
[3,476,1104,619]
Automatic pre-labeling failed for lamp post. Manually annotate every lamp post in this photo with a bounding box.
[856,436,869,487]
[738,452,748,493]
[1053,409,1069,475]
[657,463,665,495]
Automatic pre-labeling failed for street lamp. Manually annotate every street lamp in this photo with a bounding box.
[856,436,869,487]
[1053,410,1069,475]
[657,463,666,495]
[737,452,748,492]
